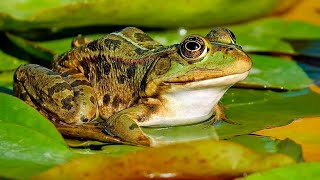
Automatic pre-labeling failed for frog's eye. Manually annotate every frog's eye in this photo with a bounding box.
[205,27,236,44]
[179,35,208,63]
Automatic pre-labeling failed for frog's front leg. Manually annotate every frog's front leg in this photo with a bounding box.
[103,99,161,146]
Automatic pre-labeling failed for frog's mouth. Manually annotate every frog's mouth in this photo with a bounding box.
[139,71,249,127]
[162,71,249,89]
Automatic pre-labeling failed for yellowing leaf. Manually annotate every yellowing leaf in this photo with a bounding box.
[31,140,295,180]
[272,0,320,25]
[254,117,320,162]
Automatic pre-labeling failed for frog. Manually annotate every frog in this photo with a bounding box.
[13,27,251,146]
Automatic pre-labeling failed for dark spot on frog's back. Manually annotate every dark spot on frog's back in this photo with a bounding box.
[134,48,148,55]
[61,95,73,110]
[103,94,110,104]
[70,80,91,87]
[61,69,80,77]
[80,116,89,122]
[112,95,121,108]
[46,71,58,76]
[87,40,99,51]
[48,82,72,96]
[104,38,121,51]
[127,65,136,79]
[117,75,126,84]
[90,96,96,105]
[96,57,111,81]
[134,33,154,42]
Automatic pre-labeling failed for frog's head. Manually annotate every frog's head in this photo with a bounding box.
[144,27,252,97]
[137,28,251,127]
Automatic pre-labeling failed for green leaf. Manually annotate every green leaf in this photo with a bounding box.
[240,162,320,180]
[31,140,295,180]
[229,135,303,162]
[276,138,304,162]
[0,0,281,30]
[0,93,72,179]
[0,71,14,89]
[0,49,27,71]
[70,144,144,158]
[6,33,53,62]
[217,88,320,139]
[240,54,313,90]
[37,33,104,55]
[232,18,320,40]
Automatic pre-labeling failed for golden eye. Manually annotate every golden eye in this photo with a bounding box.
[205,27,236,44]
[179,35,208,63]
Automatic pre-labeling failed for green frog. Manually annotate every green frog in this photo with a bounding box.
[13,27,251,146]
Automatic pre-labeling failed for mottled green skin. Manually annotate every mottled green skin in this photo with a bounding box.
[13,27,251,146]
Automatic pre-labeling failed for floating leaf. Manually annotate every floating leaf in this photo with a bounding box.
[271,0,320,26]
[0,71,14,89]
[254,117,320,162]
[239,54,313,90]
[217,88,320,139]
[31,140,295,180]
[0,0,286,30]
[0,93,72,179]
[0,49,27,71]
[240,162,320,180]
[6,33,53,62]
[70,144,144,158]
[229,135,303,162]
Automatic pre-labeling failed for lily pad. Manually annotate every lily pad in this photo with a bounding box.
[239,54,313,90]
[31,140,295,180]
[217,88,320,139]
[240,162,320,180]
[0,49,27,71]
[0,0,284,30]
[254,117,320,162]
[6,33,53,62]
[70,144,144,158]
[0,93,72,179]
[230,135,303,162]
[0,71,15,89]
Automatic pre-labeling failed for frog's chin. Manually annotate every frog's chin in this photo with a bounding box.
[138,71,249,127]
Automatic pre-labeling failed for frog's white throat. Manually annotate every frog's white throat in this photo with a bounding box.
[138,72,249,127]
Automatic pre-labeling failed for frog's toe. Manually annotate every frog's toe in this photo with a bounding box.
[213,104,241,125]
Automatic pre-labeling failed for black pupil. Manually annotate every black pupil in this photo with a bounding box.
[186,41,200,51]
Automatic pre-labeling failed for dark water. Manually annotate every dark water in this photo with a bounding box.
[287,39,320,81]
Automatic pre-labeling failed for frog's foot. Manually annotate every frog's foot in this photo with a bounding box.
[102,106,152,146]
[71,35,93,48]
[55,122,123,144]
[213,104,240,125]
